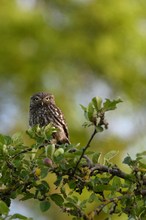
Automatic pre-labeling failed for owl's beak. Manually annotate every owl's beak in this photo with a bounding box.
[41,98,46,105]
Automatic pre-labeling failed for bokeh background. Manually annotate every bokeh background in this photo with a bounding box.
[1,0,146,219]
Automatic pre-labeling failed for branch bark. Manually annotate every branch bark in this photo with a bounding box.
[90,164,134,182]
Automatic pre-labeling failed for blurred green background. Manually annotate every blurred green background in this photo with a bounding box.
[1,0,146,219]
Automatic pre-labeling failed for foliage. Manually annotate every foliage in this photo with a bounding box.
[0,1,146,180]
[0,97,146,220]
[0,1,146,219]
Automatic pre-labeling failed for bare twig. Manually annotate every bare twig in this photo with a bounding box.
[88,194,134,218]
[92,195,124,216]
[83,155,93,168]
[72,128,97,176]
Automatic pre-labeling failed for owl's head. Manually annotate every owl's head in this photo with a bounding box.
[30,92,55,107]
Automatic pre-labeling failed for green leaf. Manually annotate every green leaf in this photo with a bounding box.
[111,176,122,190]
[0,134,6,145]
[136,151,146,159]
[21,193,35,201]
[96,126,104,132]
[80,199,87,208]
[92,152,101,164]
[45,144,55,158]
[80,104,88,121]
[44,124,57,139]
[68,180,76,189]
[87,102,95,121]
[10,213,29,219]
[41,167,50,178]
[123,155,133,165]
[92,96,102,110]
[54,148,64,157]
[104,151,119,161]
[54,175,62,187]
[0,200,9,214]
[103,98,122,111]
[80,104,87,111]
[64,202,76,209]
[138,161,146,169]
[66,196,78,204]
[60,185,67,198]
[82,121,93,127]
[12,132,23,144]
[37,181,50,194]
[0,134,12,145]
[50,194,64,206]
[94,184,112,192]
[88,193,98,203]
[40,200,51,212]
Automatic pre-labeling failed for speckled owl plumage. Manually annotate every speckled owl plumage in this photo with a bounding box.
[29,92,70,144]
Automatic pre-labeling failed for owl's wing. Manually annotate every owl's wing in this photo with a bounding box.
[49,104,69,139]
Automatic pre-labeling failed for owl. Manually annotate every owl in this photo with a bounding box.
[29,92,70,144]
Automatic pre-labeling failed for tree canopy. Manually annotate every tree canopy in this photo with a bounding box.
[0,0,146,219]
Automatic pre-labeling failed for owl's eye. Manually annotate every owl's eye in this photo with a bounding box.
[34,97,40,101]
[45,96,50,101]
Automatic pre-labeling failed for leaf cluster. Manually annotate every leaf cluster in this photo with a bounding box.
[81,96,122,132]
[0,97,146,220]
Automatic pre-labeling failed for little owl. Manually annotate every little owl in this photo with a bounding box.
[29,92,70,144]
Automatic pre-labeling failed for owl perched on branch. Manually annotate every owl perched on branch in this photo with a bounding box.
[29,92,70,144]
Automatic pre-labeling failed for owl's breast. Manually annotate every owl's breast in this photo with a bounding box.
[29,106,52,127]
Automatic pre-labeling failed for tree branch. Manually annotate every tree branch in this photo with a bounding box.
[91,195,123,217]
[72,128,97,176]
[90,164,134,182]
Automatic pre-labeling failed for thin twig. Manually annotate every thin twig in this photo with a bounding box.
[12,144,45,159]
[72,128,97,176]
[92,195,124,216]
[83,155,93,168]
